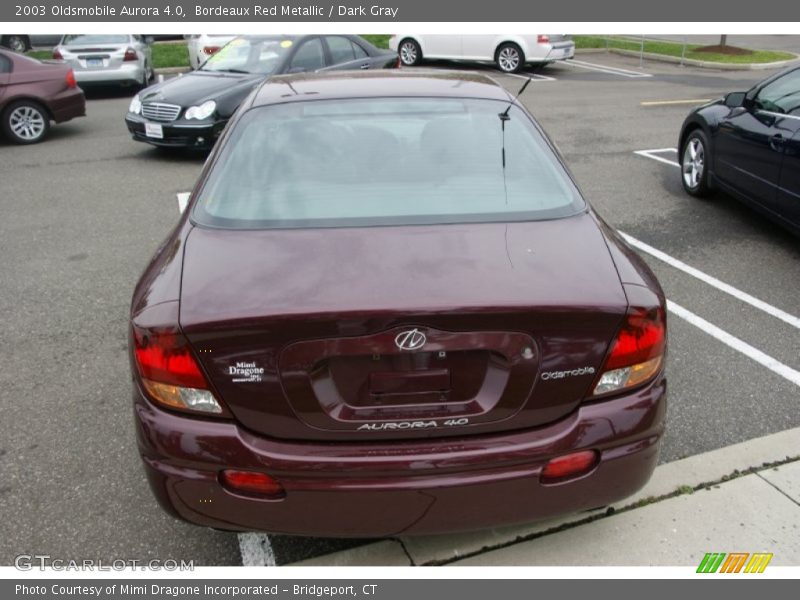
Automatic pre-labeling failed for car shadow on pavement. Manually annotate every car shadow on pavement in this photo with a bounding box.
[403,59,548,77]
[641,169,800,252]
[130,145,210,163]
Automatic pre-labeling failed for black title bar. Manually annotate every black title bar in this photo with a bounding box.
[2,0,799,22]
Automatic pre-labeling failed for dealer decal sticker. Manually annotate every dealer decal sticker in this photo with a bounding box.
[228,361,265,383]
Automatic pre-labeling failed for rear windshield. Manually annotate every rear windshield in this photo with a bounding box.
[193,97,585,229]
[62,35,130,46]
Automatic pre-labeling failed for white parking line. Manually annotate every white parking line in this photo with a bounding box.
[667,300,800,388]
[489,71,556,83]
[634,148,680,167]
[238,532,277,566]
[177,192,190,214]
[620,232,800,331]
[506,72,557,82]
[565,59,652,78]
[640,99,712,106]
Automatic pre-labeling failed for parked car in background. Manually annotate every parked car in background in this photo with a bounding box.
[1,34,67,52]
[390,34,575,73]
[52,34,153,89]
[185,34,237,70]
[679,65,800,236]
[29,34,66,48]
[0,35,31,53]
[129,70,667,536]
[0,48,85,144]
[125,34,398,150]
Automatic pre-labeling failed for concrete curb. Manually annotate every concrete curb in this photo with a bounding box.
[288,426,800,566]
[293,540,412,567]
[599,47,800,71]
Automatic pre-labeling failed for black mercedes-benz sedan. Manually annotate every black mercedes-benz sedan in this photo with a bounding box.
[678,65,800,236]
[124,34,398,149]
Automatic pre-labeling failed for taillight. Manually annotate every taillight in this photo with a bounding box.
[53,48,63,60]
[541,450,599,484]
[220,470,286,499]
[65,69,76,88]
[123,47,138,62]
[593,306,666,396]
[132,325,224,415]
[203,46,221,56]
[537,35,550,44]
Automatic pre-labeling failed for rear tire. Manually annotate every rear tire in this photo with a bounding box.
[681,129,712,197]
[398,38,422,66]
[2,100,50,144]
[495,43,524,73]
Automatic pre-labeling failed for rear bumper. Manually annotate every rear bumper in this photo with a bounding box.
[133,375,666,537]
[125,114,225,148]
[48,87,86,123]
[536,42,575,63]
[73,63,143,85]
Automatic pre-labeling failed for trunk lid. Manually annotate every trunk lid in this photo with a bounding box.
[180,214,627,441]
[63,46,127,71]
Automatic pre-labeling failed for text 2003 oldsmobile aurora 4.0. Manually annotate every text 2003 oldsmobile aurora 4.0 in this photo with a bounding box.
[129,71,667,536]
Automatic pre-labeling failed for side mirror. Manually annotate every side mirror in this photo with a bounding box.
[144,36,155,45]
[724,91,747,109]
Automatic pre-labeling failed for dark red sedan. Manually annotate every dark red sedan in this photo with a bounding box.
[0,48,85,144]
[130,71,667,537]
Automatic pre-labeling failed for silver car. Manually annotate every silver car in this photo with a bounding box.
[53,34,153,88]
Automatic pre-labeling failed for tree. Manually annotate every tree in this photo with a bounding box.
[719,35,727,48]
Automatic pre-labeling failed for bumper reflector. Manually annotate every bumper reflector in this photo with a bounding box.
[220,470,286,499]
[541,450,599,483]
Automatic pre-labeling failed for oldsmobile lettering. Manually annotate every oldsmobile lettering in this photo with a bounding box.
[540,366,596,380]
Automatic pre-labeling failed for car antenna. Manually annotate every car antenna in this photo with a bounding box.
[498,77,532,204]
[499,77,531,169]
[499,77,532,124]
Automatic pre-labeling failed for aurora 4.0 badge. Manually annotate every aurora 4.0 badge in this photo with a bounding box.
[358,418,469,431]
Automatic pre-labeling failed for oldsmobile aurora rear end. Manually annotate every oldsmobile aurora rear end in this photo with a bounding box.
[129,71,667,536]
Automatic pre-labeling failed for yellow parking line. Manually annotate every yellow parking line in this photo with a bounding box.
[640,99,712,106]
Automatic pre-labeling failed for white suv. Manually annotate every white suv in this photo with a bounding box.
[390,34,575,73]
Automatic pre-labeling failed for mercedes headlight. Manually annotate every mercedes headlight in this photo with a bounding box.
[128,94,142,115]
[185,100,216,120]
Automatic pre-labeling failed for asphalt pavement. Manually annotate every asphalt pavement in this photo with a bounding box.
[1,49,798,567]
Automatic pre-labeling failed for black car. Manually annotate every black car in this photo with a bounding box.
[679,65,800,236]
[125,34,398,149]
